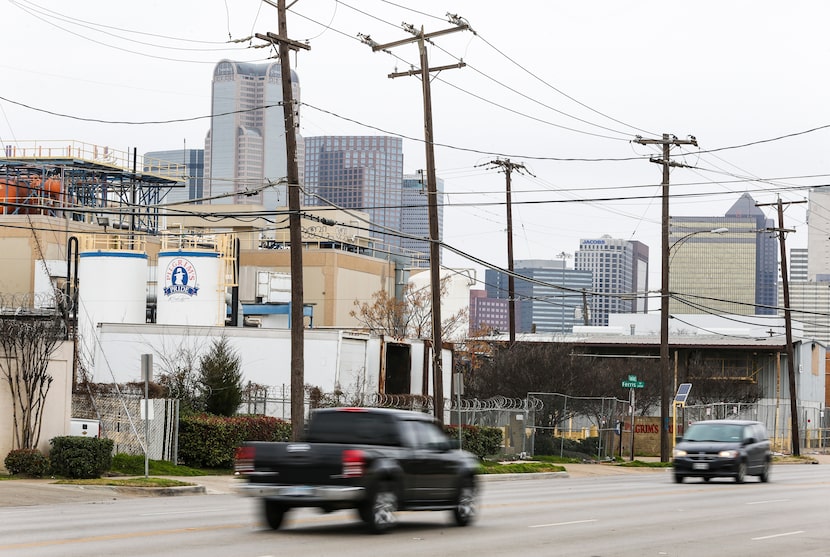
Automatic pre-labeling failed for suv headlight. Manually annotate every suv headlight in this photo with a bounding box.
[718,450,739,458]
[672,449,687,458]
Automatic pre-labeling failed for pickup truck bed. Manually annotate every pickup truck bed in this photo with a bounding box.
[235,407,480,533]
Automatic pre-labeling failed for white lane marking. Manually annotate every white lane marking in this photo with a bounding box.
[745,499,790,505]
[752,530,805,541]
[529,519,597,528]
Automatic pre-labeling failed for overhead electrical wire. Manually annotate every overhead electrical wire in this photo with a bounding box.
[339,0,645,139]
[9,1,261,64]
[13,0,245,45]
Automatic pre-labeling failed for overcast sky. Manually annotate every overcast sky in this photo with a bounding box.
[2,1,826,292]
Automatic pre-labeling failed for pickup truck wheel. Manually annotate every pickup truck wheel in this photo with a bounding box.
[453,478,478,526]
[263,500,287,530]
[363,482,397,534]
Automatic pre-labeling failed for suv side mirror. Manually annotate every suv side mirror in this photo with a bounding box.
[744,437,757,446]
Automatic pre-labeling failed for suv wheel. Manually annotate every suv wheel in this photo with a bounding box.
[759,460,770,483]
[735,461,746,484]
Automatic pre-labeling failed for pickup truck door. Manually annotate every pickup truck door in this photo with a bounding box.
[407,420,457,503]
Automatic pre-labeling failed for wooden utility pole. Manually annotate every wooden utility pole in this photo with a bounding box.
[758,197,805,456]
[366,21,468,423]
[634,133,697,463]
[481,159,530,345]
[255,0,310,440]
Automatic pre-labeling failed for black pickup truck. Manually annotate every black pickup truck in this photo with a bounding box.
[234,407,481,533]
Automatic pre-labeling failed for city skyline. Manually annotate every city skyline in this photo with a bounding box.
[2,1,825,308]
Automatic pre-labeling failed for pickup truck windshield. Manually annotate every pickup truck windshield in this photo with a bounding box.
[305,411,401,446]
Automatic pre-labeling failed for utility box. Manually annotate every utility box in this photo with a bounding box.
[69,418,101,438]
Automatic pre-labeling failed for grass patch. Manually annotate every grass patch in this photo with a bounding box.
[109,454,230,477]
[529,455,582,464]
[479,460,566,474]
[54,477,194,488]
[616,460,672,468]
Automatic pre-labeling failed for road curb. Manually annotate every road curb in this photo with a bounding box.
[480,472,569,481]
[110,485,206,496]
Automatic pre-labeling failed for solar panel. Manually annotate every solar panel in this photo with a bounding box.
[675,383,692,403]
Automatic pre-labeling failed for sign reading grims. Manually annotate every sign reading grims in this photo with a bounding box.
[163,257,200,298]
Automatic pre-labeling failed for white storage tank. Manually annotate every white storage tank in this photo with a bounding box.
[156,250,224,326]
[77,249,148,372]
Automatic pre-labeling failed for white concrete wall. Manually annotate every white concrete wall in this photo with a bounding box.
[408,268,475,342]
[0,342,73,471]
[93,324,451,400]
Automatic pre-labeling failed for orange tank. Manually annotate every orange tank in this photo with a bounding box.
[0,179,21,214]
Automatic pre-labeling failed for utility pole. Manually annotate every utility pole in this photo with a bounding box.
[634,133,697,463]
[255,0,310,440]
[758,197,805,456]
[364,19,468,423]
[480,159,530,345]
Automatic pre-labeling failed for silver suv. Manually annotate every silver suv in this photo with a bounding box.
[672,419,771,483]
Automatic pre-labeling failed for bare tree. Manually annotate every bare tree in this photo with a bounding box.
[350,276,467,341]
[151,332,207,414]
[0,316,64,449]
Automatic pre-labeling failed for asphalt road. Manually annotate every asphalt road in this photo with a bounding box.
[1,462,828,557]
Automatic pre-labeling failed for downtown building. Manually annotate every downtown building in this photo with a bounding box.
[484,260,593,334]
[669,193,777,316]
[778,190,830,343]
[304,136,434,264]
[204,60,302,209]
[401,173,443,268]
[574,236,649,326]
[143,148,205,205]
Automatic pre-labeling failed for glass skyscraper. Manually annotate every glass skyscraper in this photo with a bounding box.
[204,60,302,209]
[303,136,406,258]
[401,173,443,267]
[574,236,649,326]
[143,149,204,205]
[485,260,593,334]
[669,193,777,316]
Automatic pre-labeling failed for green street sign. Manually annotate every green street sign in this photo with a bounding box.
[627,375,637,382]
[621,380,645,389]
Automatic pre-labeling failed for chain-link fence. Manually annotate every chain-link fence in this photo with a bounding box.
[447,396,538,456]
[73,393,179,461]
[679,402,829,453]
[239,388,830,458]
[525,393,627,460]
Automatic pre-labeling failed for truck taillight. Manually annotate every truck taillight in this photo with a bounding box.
[342,449,365,478]
[234,446,255,474]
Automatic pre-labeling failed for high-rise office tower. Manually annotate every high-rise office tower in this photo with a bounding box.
[574,236,649,326]
[669,193,777,316]
[204,60,302,208]
[143,149,204,205]
[303,136,405,257]
[807,187,830,281]
[468,289,512,334]
[401,172,443,268]
[790,248,808,282]
[485,260,593,334]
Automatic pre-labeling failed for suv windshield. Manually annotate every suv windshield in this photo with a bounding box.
[683,423,743,443]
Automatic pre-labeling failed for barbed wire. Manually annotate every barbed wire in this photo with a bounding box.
[0,291,71,313]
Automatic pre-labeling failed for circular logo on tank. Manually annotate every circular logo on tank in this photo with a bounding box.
[163,257,200,299]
